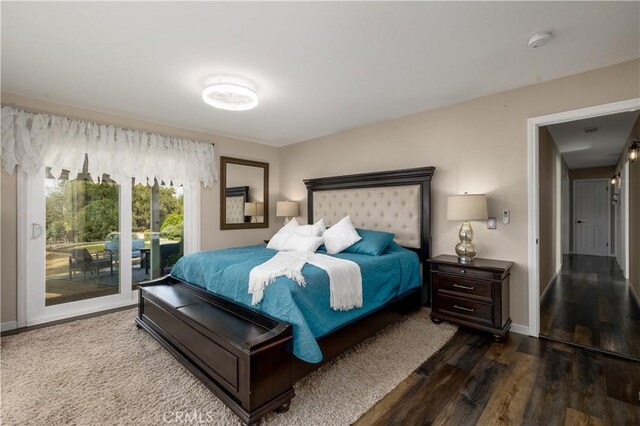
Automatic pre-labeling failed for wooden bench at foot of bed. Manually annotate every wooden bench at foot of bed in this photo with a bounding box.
[136,274,421,425]
[136,276,295,426]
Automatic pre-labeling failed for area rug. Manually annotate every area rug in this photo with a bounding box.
[1,308,456,425]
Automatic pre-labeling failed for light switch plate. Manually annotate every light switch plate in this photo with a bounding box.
[502,209,510,224]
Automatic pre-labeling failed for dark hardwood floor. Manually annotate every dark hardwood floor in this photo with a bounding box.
[540,254,640,360]
[355,328,640,425]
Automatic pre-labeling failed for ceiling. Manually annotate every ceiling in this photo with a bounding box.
[548,110,640,169]
[2,2,639,147]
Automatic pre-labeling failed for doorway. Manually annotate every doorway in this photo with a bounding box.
[533,106,640,359]
[20,164,190,326]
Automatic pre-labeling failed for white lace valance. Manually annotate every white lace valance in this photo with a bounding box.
[1,106,217,187]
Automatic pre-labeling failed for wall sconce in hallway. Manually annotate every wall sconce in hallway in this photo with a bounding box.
[628,139,639,163]
[611,172,620,186]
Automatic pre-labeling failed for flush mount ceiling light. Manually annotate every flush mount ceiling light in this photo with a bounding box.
[202,76,258,111]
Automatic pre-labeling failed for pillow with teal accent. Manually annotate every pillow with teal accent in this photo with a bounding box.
[343,228,395,256]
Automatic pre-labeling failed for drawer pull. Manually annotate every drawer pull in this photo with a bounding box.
[453,304,475,313]
[453,283,475,290]
[461,269,467,274]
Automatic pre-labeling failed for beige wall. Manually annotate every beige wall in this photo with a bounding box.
[616,114,640,299]
[1,172,18,324]
[630,122,640,301]
[538,126,561,297]
[0,93,281,324]
[279,59,640,328]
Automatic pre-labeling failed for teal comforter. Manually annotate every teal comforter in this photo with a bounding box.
[170,242,421,363]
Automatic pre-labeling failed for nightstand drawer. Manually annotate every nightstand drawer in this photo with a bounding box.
[430,255,513,341]
[435,274,492,300]
[435,295,493,324]
[438,265,494,280]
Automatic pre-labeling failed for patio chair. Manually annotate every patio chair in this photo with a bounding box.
[68,249,113,280]
[141,241,183,275]
[105,237,145,267]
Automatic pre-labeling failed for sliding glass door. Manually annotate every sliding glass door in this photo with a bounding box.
[45,169,121,306]
[131,180,184,288]
[25,168,189,325]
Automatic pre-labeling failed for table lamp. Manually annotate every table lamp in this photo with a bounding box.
[447,193,488,264]
[244,202,258,223]
[276,201,299,224]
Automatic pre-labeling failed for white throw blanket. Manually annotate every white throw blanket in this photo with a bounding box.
[248,251,363,311]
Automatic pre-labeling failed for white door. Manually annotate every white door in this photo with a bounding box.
[24,168,135,325]
[21,166,195,326]
[574,179,609,256]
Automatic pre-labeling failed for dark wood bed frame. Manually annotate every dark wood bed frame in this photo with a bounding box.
[136,167,434,425]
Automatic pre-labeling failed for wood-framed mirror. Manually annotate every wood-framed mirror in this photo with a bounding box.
[220,156,269,230]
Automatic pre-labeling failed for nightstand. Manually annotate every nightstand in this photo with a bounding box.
[429,254,513,342]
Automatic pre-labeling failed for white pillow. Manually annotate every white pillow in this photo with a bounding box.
[266,218,299,250]
[281,234,324,252]
[295,219,326,237]
[322,215,362,254]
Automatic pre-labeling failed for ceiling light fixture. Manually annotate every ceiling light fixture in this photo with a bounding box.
[528,31,552,48]
[202,76,258,111]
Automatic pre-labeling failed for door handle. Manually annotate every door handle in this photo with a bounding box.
[576,220,584,223]
[32,223,43,239]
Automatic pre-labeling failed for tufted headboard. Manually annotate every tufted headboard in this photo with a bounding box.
[225,186,250,224]
[303,167,435,304]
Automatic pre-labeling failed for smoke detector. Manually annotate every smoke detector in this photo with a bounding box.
[528,31,552,48]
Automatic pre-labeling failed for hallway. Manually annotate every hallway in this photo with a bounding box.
[540,254,640,360]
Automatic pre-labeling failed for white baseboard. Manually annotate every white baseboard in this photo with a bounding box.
[540,270,560,302]
[510,323,530,336]
[25,299,138,327]
[1,321,17,332]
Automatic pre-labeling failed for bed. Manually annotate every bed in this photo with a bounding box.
[136,166,434,425]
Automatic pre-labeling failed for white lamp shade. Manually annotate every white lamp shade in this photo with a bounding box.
[244,202,257,216]
[276,201,299,217]
[447,194,488,221]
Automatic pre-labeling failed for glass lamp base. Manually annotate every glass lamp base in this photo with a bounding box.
[455,221,477,264]
[455,242,477,263]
